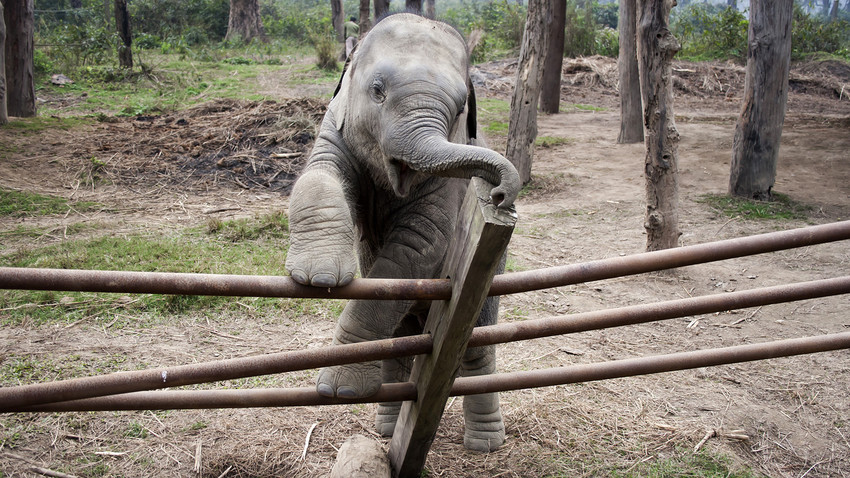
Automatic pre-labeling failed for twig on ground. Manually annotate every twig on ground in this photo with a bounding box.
[301,422,319,461]
[694,429,716,452]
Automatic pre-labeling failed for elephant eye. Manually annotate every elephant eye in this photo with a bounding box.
[369,78,386,104]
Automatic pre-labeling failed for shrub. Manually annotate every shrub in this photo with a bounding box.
[313,33,339,71]
[671,4,748,62]
[791,4,850,60]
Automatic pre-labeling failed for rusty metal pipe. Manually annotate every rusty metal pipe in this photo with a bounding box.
[0,334,432,411]
[470,276,850,348]
[489,219,850,296]
[1,276,848,411]
[1,221,849,299]
[11,332,850,412]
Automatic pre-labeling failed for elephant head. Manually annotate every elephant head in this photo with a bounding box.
[328,13,520,208]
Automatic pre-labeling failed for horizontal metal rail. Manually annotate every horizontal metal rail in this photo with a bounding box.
[2,275,849,412]
[1,220,849,300]
[10,332,850,412]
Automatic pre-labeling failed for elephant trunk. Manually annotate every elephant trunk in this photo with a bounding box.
[392,133,521,208]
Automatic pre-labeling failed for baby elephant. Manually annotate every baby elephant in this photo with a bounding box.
[285,13,520,452]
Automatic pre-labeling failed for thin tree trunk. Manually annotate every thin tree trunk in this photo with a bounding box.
[618,0,644,143]
[637,0,680,251]
[226,0,267,43]
[375,0,390,21]
[4,0,36,118]
[406,0,423,14]
[729,0,793,201]
[539,0,565,114]
[359,0,371,36]
[331,0,345,42]
[0,1,7,126]
[424,0,435,18]
[506,0,551,185]
[829,0,839,20]
[114,0,132,68]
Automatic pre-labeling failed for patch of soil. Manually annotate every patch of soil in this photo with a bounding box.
[1,55,849,477]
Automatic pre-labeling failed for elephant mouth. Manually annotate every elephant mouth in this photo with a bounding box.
[388,159,419,197]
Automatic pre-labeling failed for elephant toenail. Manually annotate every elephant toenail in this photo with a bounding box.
[317,383,335,397]
[311,273,338,287]
[336,386,358,398]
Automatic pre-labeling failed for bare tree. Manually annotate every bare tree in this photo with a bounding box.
[829,0,839,20]
[406,0,422,14]
[359,0,372,36]
[226,0,267,43]
[637,0,680,251]
[506,0,551,185]
[331,0,345,42]
[114,0,132,68]
[729,0,793,200]
[375,0,390,21]
[618,0,643,143]
[0,1,7,126]
[424,0,435,18]
[539,0,565,114]
[3,0,36,118]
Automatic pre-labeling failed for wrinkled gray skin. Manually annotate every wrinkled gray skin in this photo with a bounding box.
[285,13,520,452]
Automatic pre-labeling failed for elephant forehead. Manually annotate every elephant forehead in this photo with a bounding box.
[362,15,467,66]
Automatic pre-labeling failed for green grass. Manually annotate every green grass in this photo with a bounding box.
[0,188,101,218]
[612,448,762,478]
[0,212,299,325]
[2,115,94,133]
[535,136,575,148]
[697,192,812,221]
[477,98,512,135]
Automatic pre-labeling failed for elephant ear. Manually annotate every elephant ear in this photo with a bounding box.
[466,78,479,141]
[328,46,358,131]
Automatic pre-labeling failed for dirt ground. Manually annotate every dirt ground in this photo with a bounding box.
[1,56,850,477]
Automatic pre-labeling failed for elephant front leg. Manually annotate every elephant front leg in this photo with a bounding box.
[375,355,412,436]
[461,344,505,452]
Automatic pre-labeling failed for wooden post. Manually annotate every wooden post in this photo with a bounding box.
[637,0,680,251]
[617,0,643,144]
[388,178,517,478]
[3,0,36,118]
[728,0,793,201]
[0,1,7,126]
[505,0,551,185]
[114,0,132,69]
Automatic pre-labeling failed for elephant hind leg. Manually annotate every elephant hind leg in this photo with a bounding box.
[461,344,505,452]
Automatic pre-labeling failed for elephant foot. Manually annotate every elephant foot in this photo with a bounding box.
[375,402,401,436]
[316,361,382,398]
[463,393,505,452]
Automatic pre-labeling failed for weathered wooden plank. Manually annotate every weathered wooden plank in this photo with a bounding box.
[388,177,517,477]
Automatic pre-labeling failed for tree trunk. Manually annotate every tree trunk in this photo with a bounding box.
[637,0,680,251]
[331,0,345,42]
[729,0,792,201]
[406,0,422,14]
[374,0,390,21]
[829,0,839,20]
[618,0,644,143]
[506,0,551,185]
[114,0,132,68]
[359,0,371,36]
[424,0,435,18]
[4,0,36,118]
[0,1,7,126]
[226,0,267,43]
[539,0,565,114]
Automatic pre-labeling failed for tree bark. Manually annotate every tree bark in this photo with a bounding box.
[637,0,680,251]
[374,0,390,21]
[4,0,36,118]
[406,0,422,14]
[0,1,7,126]
[506,0,552,185]
[114,0,132,68]
[226,0,267,43]
[618,0,644,144]
[729,0,792,201]
[331,0,345,42]
[539,0,565,114]
[359,0,371,36]
[829,0,839,20]
[424,0,435,18]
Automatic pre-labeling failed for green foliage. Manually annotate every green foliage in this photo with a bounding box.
[791,4,850,60]
[129,0,230,46]
[262,0,336,45]
[672,4,748,62]
[313,33,340,71]
[613,448,761,478]
[698,193,812,221]
[443,0,527,61]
